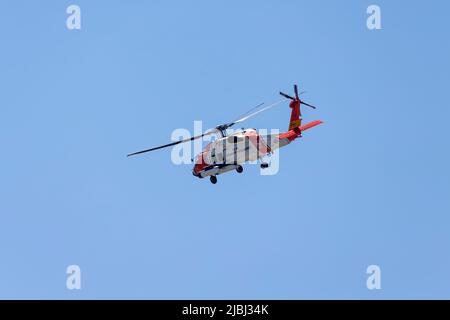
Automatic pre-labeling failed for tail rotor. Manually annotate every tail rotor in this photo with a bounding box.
[280,84,317,109]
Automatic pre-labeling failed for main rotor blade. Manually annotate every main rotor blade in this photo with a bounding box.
[280,92,295,100]
[231,100,283,125]
[300,100,317,109]
[127,131,214,157]
[236,102,265,119]
[294,85,299,100]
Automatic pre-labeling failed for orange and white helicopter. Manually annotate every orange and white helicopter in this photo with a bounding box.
[128,85,323,184]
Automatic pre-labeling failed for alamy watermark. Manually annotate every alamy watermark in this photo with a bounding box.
[66,265,81,290]
[367,5,382,30]
[168,121,281,176]
[366,265,381,290]
[66,5,81,30]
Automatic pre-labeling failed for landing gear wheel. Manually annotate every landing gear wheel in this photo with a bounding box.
[236,165,243,173]
[210,176,217,184]
[260,163,269,169]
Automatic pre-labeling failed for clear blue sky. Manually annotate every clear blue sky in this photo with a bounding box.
[1,1,449,299]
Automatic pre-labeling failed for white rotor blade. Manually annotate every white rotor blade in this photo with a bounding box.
[233,99,283,125]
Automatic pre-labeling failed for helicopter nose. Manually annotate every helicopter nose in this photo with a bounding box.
[192,167,201,177]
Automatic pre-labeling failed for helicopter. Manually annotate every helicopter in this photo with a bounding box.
[127,84,323,184]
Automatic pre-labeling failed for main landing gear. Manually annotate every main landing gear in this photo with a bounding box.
[260,163,269,169]
[210,165,243,184]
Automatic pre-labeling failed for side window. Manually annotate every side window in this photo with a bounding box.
[216,152,223,164]
[211,147,216,164]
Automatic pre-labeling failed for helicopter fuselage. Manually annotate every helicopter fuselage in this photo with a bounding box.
[192,128,296,178]
[127,84,323,184]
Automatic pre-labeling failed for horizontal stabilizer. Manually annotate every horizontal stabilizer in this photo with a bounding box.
[299,120,323,132]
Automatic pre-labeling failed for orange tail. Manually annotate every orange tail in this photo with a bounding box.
[299,120,323,132]
[288,100,301,130]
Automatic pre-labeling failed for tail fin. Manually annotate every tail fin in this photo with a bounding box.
[288,100,301,130]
